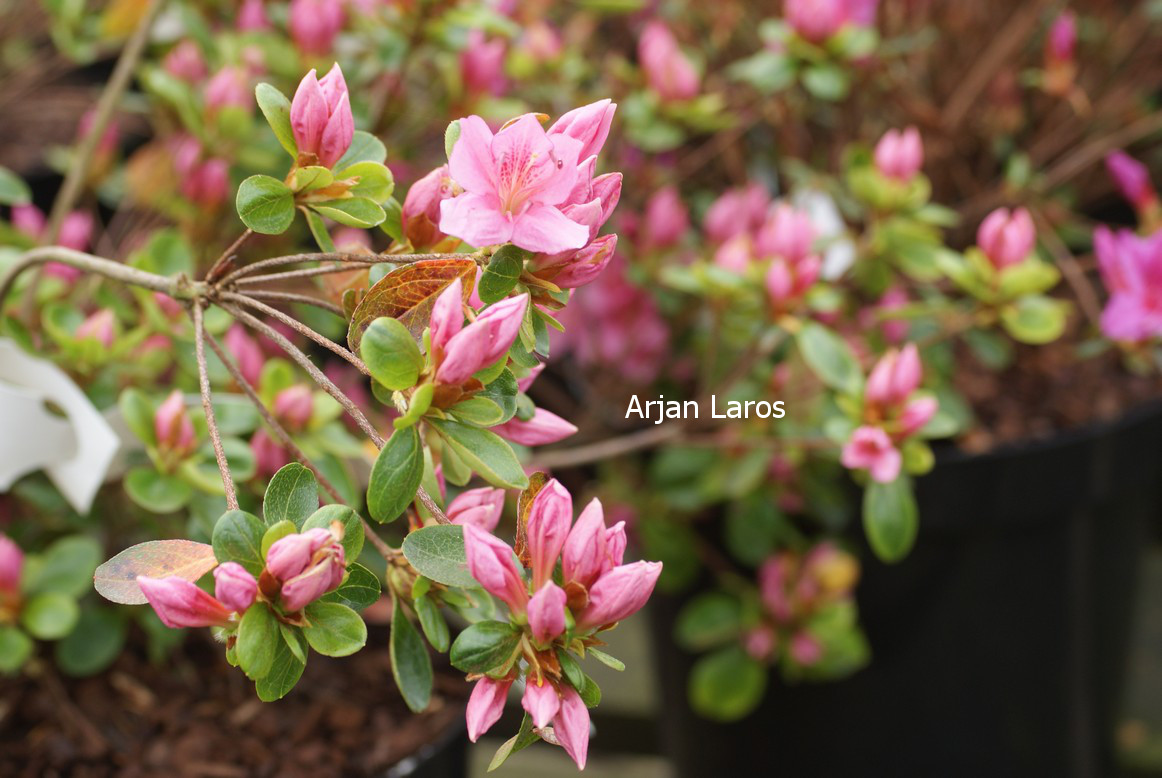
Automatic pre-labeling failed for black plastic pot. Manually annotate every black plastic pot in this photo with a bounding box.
[386,719,467,778]
[652,402,1162,778]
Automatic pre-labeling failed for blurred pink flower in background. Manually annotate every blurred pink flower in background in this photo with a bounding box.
[289,0,345,55]
[977,207,1036,269]
[1094,226,1162,343]
[785,0,879,42]
[237,0,269,32]
[704,183,770,244]
[1106,151,1158,213]
[163,40,207,82]
[460,30,508,98]
[873,126,924,181]
[641,185,688,250]
[638,21,700,101]
[204,66,251,114]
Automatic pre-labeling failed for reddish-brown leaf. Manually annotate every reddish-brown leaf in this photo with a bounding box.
[94,540,218,605]
[347,258,476,353]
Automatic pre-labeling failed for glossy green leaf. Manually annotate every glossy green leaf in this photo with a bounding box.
[310,197,386,228]
[212,510,266,575]
[125,467,194,514]
[118,388,156,446]
[863,477,918,563]
[255,82,297,157]
[322,563,381,611]
[449,620,520,673]
[367,426,424,523]
[688,646,767,721]
[237,603,279,680]
[302,504,363,561]
[256,634,306,701]
[338,160,394,202]
[487,713,539,772]
[236,175,295,234]
[263,463,319,529]
[478,245,528,304]
[390,597,433,712]
[361,316,423,390]
[413,593,450,652]
[796,321,863,396]
[55,605,126,677]
[400,525,478,588]
[335,130,387,169]
[1000,295,1068,345]
[426,419,528,489]
[303,601,367,657]
[675,592,743,651]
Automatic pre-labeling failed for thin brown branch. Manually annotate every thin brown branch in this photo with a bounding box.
[239,289,345,316]
[205,229,254,283]
[1,247,193,304]
[1032,209,1102,329]
[220,252,478,286]
[192,303,239,510]
[221,291,368,375]
[204,329,398,561]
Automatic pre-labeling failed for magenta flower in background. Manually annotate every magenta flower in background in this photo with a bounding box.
[977,206,1036,269]
[274,385,314,432]
[1047,11,1077,64]
[290,63,354,168]
[1106,151,1158,212]
[137,576,235,629]
[641,185,689,251]
[251,429,290,478]
[155,390,195,456]
[76,309,115,348]
[873,126,924,181]
[638,21,700,101]
[785,0,848,42]
[237,0,269,32]
[440,114,590,253]
[289,0,344,55]
[225,323,264,385]
[841,425,901,483]
[704,183,770,244]
[163,40,207,82]
[460,30,508,98]
[0,534,23,594]
[204,66,251,114]
[1094,226,1162,342]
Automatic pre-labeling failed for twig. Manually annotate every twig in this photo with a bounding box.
[1031,209,1102,328]
[205,228,254,283]
[192,303,238,510]
[221,291,368,375]
[238,289,345,316]
[220,252,478,286]
[204,330,398,561]
[1,247,192,302]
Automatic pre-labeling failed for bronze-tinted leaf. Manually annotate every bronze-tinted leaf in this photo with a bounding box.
[514,472,549,566]
[347,258,476,352]
[93,540,218,605]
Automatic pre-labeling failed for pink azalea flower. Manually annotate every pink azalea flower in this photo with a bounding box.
[526,480,573,590]
[290,64,354,168]
[641,185,688,251]
[439,114,590,253]
[977,207,1036,269]
[402,165,458,248]
[435,293,528,385]
[204,66,251,114]
[251,429,290,478]
[873,126,924,181]
[1106,151,1157,212]
[137,576,234,628]
[466,676,513,742]
[1046,11,1076,64]
[785,0,848,43]
[225,324,264,385]
[163,40,207,82]
[575,560,663,631]
[522,679,561,728]
[638,21,700,101]
[447,487,506,532]
[704,183,770,244]
[528,580,567,644]
[460,30,508,97]
[494,407,578,446]
[841,425,902,483]
[462,522,530,614]
[1094,225,1162,342]
[237,0,269,32]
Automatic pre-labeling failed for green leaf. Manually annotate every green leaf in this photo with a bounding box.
[346,258,477,352]
[390,597,433,712]
[557,649,584,690]
[305,208,337,252]
[119,388,157,446]
[999,295,1068,345]
[863,477,919,563]
[577,671,602,707]
[302,504,363,562]
[55,605,126,677]
[24,536,101,597]
[796,321,863,396]
[393,382,434,429]
[998,260,1060,298]
[125,467,194,514]
[94,540,217,605]
[449,397,505,427]
[335,130,387,169]
[478,245,528,304]
[802,62,851,101]
[256,634,306,701]
[0,166,30,205]
[380,197,404,243]
[361,316,423,390]
[322,563,381,611]
[237,603,279,680]
[401,525,479,588]
[426,418,529,489]
[291,165,334,192]
[280,623,308,665]
[303,601,367,657]
[0,624,32,672]
[587,647,625,672]
[444,120,461,160]
[236,175,295,235]
[212,510,266,575]
[450,620,521,674]
[475,369,519,424]
[255,83,297,157]
[262,463,319,529]
[337,160,395,202]
[21,592,79,640]
[488,713,540,772]
[367,426,424,523]
[413,593,450,652]
[688,646,767,721]
[675,592,743,651]
[310,197,386,228]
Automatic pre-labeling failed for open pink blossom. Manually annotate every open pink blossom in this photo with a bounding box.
[290,64,353,168]
[841,425,902,483]
[1094,225,1162,342]
[440,114,590,253]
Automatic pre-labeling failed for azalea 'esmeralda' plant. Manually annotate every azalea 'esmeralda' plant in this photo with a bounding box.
[0,55,653,769]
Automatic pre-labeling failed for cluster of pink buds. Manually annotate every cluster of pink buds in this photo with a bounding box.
[462,479,662,768]
[873,126,924,182]
[138,562,256,628]
[172,135,230,208]
[439,100,618,258]
[745,542,860,666]
[1093,226,1162,343]
[0,534,23,614]
[430,279,528,386]
[11,204,93,281]
[976,206,1036,270]
[841,343,936,483]
[290,64,354,169]
[289,0,344,56]
[784,0,878,44]
[155,390,196,461]
[638,21,700,101]
[1106,151,1160,228]
[262,526,345,612]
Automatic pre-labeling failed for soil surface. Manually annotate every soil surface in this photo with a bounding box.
[0,626,466,778]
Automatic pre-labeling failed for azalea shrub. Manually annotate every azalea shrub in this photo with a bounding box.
[0,0,1161,767]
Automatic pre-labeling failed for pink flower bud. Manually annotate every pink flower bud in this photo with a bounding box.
[898,396,938,438]
[528,580,566,644]
[76,309,115,348]
[274,385,314,432]
[759,555,793,622]
[437,294,527,384]
[57,210,94,252]
[137,576,234,628]
[225,324,264,385]
[181,157,230,208]
[873,126,924,181]
[213,562,258,613]
[755,203,815,262]
[237,0,269,32]
[289,0,344,56]
[462,523,528,613]
[0,534,23,593]
[576,560,663,631]
[977,207,1036,269]
[704,183,770,244]
[546,234,618,289]
[155,390,195,455]
[642,186,688,250]
[466,676,512,742]
[280,547,345,611]
[204,67,250,114]
[478,293,530,364]
[547,99,617,163]
[865,343,922,409]
[765,258,794,305]
[841,425,901,483]
[402,165,457,249]
[11,204,45,240]
[562,498,607,589]
[522,679,561,729]
[290,64,354,168]
[524,21,562,63]
[436,320,491,386]
[266,528,334,582]
[460,30,508,97]
[714,234,754,273]
[603,521,627,573]
[790,631,823,666]
[1047,11,1076,64]
[1106,151,1157,211]
[447,487,505,532]
[638,21,700,102]
[429,277,464,353]
[163,40,207,82]
[526,479,572,590]
[744,627,776,660]
[786,0,847,43]
[553,685,591,769]
[251,429,289,478]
